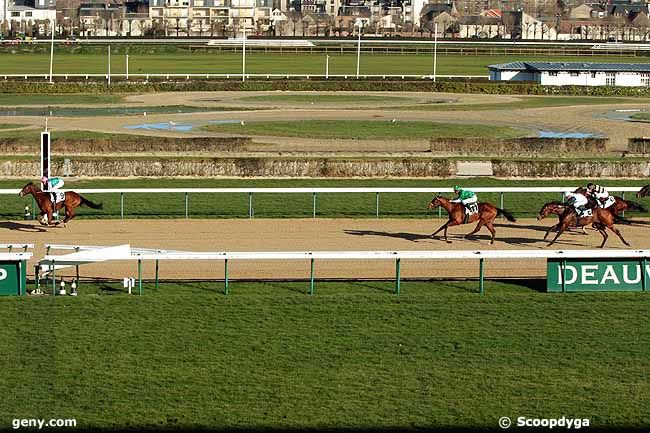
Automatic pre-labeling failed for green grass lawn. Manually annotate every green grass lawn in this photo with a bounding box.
[1,52,649,76]
[1,280,649,430]
[0,123,26,129]
[202,120,527,139]
[3,177,648,220]
[630,112,650,121]
[0,93,124,105]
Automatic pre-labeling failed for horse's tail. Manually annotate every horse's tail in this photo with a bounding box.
[496,208,517,222]
[624,200,647,212]
[79,195,103,210]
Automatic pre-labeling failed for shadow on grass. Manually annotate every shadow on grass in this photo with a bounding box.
[492,278,547,293]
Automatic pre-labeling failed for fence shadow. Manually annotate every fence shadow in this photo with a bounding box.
[0,221,47,233]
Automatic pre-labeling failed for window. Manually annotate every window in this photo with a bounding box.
[11,12,20,17]
[570,71,579,77]
[591,72,597,78]
[549,71,558,76]
[642,73,650,87]
[606,72,616,86]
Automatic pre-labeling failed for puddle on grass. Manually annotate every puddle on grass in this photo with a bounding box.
[538,131,601,139]
[124,122,194,132]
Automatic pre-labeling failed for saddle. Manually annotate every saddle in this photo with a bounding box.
[577,208,593,218]
[599,196,615,209]
[463,203,479,223]
[50,192,65,204]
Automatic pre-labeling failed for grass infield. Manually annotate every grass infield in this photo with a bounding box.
[1,280,649,430]
[201,120,527,139]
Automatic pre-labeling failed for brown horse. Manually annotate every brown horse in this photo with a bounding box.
[539,201,588,238]
[575,188,647,215]
[637,185,650,199]
[427,195,516,244]
[19,182,103,226]
[537,201,629,248]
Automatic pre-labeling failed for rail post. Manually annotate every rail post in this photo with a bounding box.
[395,258,401,295]
[51,260,56,296]
[224,259,229,295]
[479,258,485,295]
[248,193,253,219]
[138,259,142,295]
[120,192,124,219]
[376,192,379,218]
[185,192,189,219]
[309,257,315,295]
[643,258,648,292]
[155,259,159,290]
[499,192,504,218]
[312,192,317,218]
[622,191,626,218]
[561,259,567,293]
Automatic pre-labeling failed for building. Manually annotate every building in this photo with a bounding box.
[488,61,650,87]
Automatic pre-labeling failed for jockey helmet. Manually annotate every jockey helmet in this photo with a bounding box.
[453,185,461,192]
[587,183,595,190]
[564,191,573,198]
[41,176,48,183]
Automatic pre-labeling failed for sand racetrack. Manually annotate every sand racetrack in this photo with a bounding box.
[4,217,649,283]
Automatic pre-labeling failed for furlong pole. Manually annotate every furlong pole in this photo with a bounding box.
[242,28,246,82]
[107,45,111,86]
[356,24,361,78]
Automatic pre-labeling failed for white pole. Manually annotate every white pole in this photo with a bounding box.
[107,45,111,85]
[126,54,129,80]
[48,19,55,84]
[326,55,329,79]
[356,23,361,78]
[242,27,246,82]
[433,22,438,82]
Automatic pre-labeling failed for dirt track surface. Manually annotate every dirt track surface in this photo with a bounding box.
[5,218,649,282]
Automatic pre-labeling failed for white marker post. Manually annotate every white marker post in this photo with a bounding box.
[433,22,438,82]
[126,54,129,81]
[107,45,111,86]
[326,55,329,79]
[48,19,55,84]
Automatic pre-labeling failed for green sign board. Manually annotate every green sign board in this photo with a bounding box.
[0,261,27,296]
[547,258,650,292]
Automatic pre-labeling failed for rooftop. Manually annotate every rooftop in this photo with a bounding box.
[488,61,650,72]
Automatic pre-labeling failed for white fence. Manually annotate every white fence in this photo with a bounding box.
[37,244,650,296]
[5,186,646,219]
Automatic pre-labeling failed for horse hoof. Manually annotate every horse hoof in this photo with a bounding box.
[446,240,452,244]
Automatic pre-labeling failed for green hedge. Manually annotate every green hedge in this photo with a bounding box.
[4,79,650,96]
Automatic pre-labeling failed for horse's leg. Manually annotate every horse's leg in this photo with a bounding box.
[442,221,460,243]
[543,223,559,240]
[61,206,76,227]
[606,224,630,247]
[547,221,570,247]
[432,221,450,238]
[465,219,484,239]
[485,221,496,244]
[593,223,609,248]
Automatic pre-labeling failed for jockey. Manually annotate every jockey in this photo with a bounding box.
[586,183,611,207]
[450,185,478,213]
[564,190,589,215]
[41,175,64,209]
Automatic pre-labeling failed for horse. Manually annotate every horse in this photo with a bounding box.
[427,195,516,244]
[19,182,103,226]
[637,185,650,199]
[538,201,588,238]
[537,201,629,248]
[574,187,647,215]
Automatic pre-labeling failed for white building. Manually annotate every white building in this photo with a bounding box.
[7,4,55,25]
[488,62,650,87]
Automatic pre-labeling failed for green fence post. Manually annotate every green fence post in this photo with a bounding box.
[224,259,230,295]
[35,265,39,292]
[138,259,143,295]
[185,192,189,219]
[155,259,159,290]
[622,191,626,218]
[309,258,315,295]
[120,192,124,219]
[479,258,485,295]
[395,258,401,295]
[312,192,317,218]
[561,259,567,293]
[51,261,56,296]
[248,193,253,219]
[499,192,504,218]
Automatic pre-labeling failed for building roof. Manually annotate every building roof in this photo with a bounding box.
[488,61,650,72]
